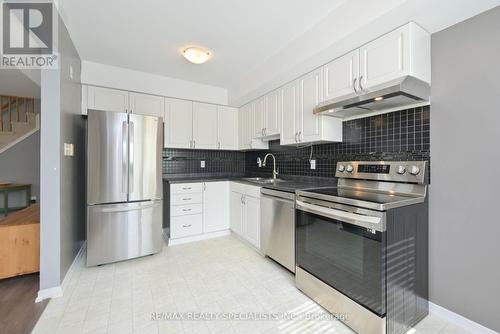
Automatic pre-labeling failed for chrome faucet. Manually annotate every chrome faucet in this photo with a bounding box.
[263,153,279,180]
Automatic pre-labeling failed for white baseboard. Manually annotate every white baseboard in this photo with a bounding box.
[35,242,86,303]
[168,230,230,246]
[430,302,499,334]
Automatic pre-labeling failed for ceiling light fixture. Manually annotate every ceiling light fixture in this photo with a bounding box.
[374,96,384,101]
[182,47,211,64]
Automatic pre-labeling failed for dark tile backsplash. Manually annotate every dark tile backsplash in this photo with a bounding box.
[246,106,430,178]
[163,148,245,177]
[164,106,430,179]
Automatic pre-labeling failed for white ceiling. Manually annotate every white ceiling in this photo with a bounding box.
[58,0,500,106]
[0,70,40,98]
[58,0,346,89]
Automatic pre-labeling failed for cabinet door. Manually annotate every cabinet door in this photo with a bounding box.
[203,182,230,233]
[129,92,164,118]
[230,191,243,236]
[238,104,251,150]
[243,195,260,249]
[218,106,238,150]
[359,25,410,90]
[298,69,323,143]
[265,90,281,136]
[252,98,265,138]
[324,49,359,100]
[164,98,193,149]
[280,80,299,145]
[193,102,218,149]
[87,86,129,113]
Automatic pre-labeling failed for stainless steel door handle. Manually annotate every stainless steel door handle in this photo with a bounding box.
[359,75,364,92]
[182,187,192,190]
[182,224,192,228]
[182,209,192,212]
[203,182,206,191]
[100,201,160,213]
[353,78,358,94]
[193,140,196,148]
[128,121,134,193]
[296,200,383,232]
[298,131,302,142]
[122,121,128,193]
[182,198,192,201]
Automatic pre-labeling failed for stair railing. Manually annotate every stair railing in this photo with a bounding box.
[0,95,36,132]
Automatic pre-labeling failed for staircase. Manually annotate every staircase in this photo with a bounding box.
[0,95,39,153]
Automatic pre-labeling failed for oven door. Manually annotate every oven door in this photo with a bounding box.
[295,198,386,316]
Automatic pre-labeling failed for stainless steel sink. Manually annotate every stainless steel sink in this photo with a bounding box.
[242,177,282,185]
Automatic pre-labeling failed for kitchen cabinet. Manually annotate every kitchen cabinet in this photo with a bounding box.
[203,182,230,233]
[281,70,342,145]
[252,97,266,138]
[324,50,360,101]
[129,92,164,117]
[164,98,193,149]
[238,104,268,150]
[280,81,299,145]
[169,181,230,244]
[193,102,218,149]
[87,86,129,113]
[217,106,238,150]
[323,23,430,102]
[264,90,281,137]
[229,182,261,249]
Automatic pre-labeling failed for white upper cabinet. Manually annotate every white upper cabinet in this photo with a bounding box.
[238,104,268,150]
[129,92,164,118]
[360,23,430,89]
[324,49,360,100]
[280,80,299,145]
[217,106,238,150]
[298,68,323,143]
[87,86,129,113]
[193,102,218,149]
[252,97,266,138]
[164,98,193,149]
[264,90,281,137]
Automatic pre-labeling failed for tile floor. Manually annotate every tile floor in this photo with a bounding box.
[32,236,472,334]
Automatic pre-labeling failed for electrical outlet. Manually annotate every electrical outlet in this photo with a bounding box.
[200,160,205,168]
[310,159,316,170]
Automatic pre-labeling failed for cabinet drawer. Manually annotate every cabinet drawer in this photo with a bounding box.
[171,204,202,217]
[170,183,203,194]
[170,215,202,239]
[171,193,203,206]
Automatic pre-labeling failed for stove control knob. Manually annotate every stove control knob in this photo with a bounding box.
[396,165,406,175]
[346,165,354,173]
[338,164,345,172]
[409,165,421,176]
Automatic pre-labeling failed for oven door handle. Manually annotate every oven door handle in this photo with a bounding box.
[296,200,384,232]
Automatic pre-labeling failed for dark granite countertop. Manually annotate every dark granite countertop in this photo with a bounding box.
[163,174,337,192]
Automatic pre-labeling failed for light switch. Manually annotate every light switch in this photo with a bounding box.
[310,160,316,170]
[64,143,74,157]
[200,160,205,168]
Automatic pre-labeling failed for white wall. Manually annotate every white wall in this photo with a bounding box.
[81,61,228,105]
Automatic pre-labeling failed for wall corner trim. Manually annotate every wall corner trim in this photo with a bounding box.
[429,302,499,334]
[36,242,86,303]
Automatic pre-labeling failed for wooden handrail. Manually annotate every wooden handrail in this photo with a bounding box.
[0,95,36,131]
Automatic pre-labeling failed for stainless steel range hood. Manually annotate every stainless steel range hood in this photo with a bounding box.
[314,76,430,118]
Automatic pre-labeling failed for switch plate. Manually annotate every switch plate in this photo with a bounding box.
[63,143,74,157]
[200,160,205,168]
[310,159,316,170]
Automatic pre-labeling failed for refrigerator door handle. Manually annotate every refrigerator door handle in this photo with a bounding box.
[100,201,160,213]
[122,121,128,193]
[129,121,135,193]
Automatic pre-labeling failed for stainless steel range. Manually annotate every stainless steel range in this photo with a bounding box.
[295,161,429,334]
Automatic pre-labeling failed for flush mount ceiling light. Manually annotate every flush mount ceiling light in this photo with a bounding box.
[374,96,384,101]
[182,47,211,64]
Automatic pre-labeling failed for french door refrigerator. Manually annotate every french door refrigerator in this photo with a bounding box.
[86,110,163,266]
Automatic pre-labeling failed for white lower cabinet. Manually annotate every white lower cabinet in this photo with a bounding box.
[169,181,230,244]
[229,182,261,249]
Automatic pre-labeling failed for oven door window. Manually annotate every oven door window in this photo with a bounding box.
[296,210,386,316]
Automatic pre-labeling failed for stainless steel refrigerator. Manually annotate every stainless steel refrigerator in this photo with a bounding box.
[86,109,163,266]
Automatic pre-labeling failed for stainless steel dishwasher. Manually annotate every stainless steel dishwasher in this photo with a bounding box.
[261,188,295,273]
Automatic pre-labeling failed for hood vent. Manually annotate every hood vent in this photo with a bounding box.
[314,76,430,118]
